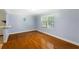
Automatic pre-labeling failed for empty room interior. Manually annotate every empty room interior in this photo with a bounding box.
[0,9,79,49]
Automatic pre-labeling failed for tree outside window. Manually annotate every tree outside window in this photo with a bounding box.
[41,15,54,28]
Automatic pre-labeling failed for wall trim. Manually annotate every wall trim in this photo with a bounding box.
[38,30,79,46]
[9,27,36,34]
[10,29,36,35]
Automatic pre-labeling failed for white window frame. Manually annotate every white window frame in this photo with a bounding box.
[41,15,54,28]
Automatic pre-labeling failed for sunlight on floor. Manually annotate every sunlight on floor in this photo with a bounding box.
[41,38,54,49]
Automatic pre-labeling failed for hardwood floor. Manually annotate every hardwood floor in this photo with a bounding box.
[0,35,3,43]
[0,35,3,48]
[2,31,79,49]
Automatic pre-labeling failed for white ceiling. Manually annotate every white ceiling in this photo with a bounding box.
[5,9,53,16]
[5,9,79,16]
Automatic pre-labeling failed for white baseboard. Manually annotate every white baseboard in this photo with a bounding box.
[10,30,36,35]
[10,27,36,35]
[38,30,79,46]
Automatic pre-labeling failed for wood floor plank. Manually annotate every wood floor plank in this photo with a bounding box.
[2,31,79,49]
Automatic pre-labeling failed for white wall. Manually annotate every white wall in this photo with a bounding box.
[0,10,6,35]
[0,9,6,26]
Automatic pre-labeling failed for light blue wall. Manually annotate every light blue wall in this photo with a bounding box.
[7,14,35,34]
[33,15,38,29]
[3,14,35,42]
[36,10,79,43]
[4,9,79,43]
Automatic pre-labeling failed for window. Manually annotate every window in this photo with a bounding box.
[41,15,54,28]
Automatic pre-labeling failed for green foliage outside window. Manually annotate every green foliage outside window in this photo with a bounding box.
[41,15,54,28]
